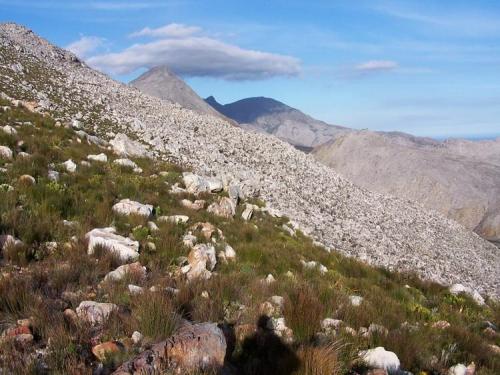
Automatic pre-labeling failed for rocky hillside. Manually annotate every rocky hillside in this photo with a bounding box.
[312,131,500,242]
[1,81,499,375]
[0,23,498,300]
[130,65,229,121]
[205,96,350,149]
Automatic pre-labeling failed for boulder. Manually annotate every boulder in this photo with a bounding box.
[349,295,364,306]
[432,320,451,330]
[182,172,210,194]
[112,199,153,217]
[18,174,36,186]
[321,318,343,333]
[359,347,400,372]
[448,364,467,375]
[0,145,13,160]
[110,133,151,158]
[87,153,108,162]
[207,197,236,218]
[113,158,138,169]
[113,322,226,374]
[191,222,216,240]
[0,234,23,254]
[47,170,59,181]
[224,244,236,260]
[92,341,125,362]
[131,331,143,345]
[104,262,146,282]
[128,284,144,295]
[85,227,139,263]
[2,125,17,135]
[301,260,328,274]
[17,151,30,159]
[241,204,254,221]
[186,244,217,281]
[76,301,118,325]
[449,284,485,305]
[62,159,77,173]
[158,215,189,224]
[180,199,205,211]
[183,232,197,248]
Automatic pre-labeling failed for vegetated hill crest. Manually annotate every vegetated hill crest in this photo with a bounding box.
[0,22,498,297]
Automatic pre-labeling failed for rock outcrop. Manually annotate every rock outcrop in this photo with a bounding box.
[0,23,498,297]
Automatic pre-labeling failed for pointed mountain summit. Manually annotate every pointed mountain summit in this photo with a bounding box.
[130,66,226,120]
[205,96,351,149]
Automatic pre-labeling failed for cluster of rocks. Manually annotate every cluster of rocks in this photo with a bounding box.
[0,23,497,297]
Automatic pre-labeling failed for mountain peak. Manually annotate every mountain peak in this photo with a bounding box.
[130,66,226,119]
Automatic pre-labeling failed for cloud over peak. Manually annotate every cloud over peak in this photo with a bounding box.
[87,23,301,80]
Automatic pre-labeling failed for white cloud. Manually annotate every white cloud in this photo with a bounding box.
[355,60,399,72]
[66,36,106,59]
[87,24,301,80]
[130,23,201,38]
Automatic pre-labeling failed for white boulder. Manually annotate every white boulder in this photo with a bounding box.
[85,227,139,263]
[62,159,77,173]
[110,133,151,158]
[104,262,147,282]
[112,199,153,217]
[0,145,13,160]
[158,215,189,224]
[350,295,364,306]
[2,125,17,135]
[449,284,485,305]
[87,153,108,163]
[359,347,400,372]
[113,158,138,169]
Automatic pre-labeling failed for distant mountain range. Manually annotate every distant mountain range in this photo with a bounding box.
[205,96,350,149]
[130,65,500,242]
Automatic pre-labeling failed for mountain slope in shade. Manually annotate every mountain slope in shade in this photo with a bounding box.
[313,130,500,241]
[130,66,225,120]
[205,96,350,149]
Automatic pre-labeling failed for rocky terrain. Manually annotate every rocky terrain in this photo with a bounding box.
[1,77,499,375]
[205,96,350,149]
[0,23,498,299]
[132,62,500,243]
[130,66,230,122]
[313,131,500,242]
[0,23,500,374]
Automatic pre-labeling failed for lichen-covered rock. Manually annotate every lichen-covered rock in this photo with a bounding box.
[185,244,217,281]
[113,322,226,374]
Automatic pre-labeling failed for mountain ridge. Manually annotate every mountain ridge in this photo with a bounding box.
[205,95,351,148]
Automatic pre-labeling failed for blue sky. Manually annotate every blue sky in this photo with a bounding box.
[2,0,500,139]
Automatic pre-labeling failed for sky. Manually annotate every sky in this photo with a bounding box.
[1,0,500,139]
